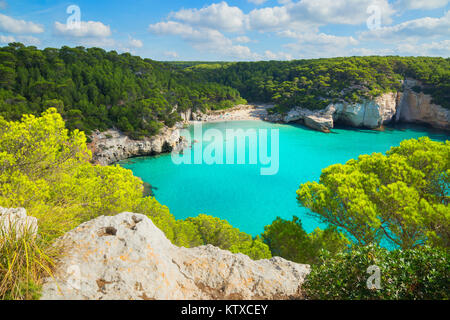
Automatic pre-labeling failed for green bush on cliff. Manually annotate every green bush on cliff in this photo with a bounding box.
[303,245,449,300]
[262,216,350,265]
[186,214,272,260]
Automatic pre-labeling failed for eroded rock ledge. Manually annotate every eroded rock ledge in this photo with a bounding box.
[89,127,188,166]
[41,212,310,300]
[265,89,449,133]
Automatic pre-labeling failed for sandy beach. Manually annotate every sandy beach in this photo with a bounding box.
[189,104,274,123]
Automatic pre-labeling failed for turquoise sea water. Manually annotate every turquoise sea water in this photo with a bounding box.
[118,121,449,236]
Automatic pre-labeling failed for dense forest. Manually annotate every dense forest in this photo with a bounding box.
[1,44,448,140]
[0,43,244,139]
[188,56,450,112]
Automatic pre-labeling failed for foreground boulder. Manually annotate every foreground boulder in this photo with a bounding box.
[41,212,310,300]
[0,207,38,239]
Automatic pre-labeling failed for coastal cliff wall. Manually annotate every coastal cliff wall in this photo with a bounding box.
[89,127,188,166]
[40,211,310,300]
[396,89,449,130]
[266,89,449,132]
[89,82,448,164]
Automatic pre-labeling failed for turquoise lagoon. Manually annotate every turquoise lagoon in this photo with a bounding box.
[118,121,449,236]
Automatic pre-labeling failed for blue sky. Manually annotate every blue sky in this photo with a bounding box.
[0,0,449,61]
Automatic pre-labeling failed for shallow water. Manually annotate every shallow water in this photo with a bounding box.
[119,121,449,236]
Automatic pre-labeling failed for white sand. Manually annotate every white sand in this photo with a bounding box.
[190,104,275,123]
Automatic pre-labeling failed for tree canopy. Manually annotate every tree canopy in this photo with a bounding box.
[297,137,450,249]
[189,56,450,111]
[0,44,245,139]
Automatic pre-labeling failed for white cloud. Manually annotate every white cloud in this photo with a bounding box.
[262,50,293,60]
[0,34,41,46]
[148,0,447,60]
[248,0,268,5]
[54,21,111,38]
[396,40,450,56]
[234,36,252,43]
[170,2,247,33]
[164,51,179,59]
[0,13,44,34]
[150,21,259,60]
[248,5,293,31]
[394,0,449,10]
[284,32,359,58]
[248,0,394,32]
[0,34,14,43]
[129,37,143,48]
[78,37,116,48]
[18,35,41,46]
[360,11,450,42]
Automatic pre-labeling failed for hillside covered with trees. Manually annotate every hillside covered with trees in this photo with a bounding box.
[0,43,244,139]
[188,56,450,112]
[1,45,448,142]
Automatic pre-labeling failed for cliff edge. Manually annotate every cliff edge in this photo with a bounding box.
[40,212,310,300]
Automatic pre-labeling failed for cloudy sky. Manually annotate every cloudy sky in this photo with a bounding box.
[0,0,449,60]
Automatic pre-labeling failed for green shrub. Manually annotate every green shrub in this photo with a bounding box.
[262,216,350,265]
[303,245,449,300]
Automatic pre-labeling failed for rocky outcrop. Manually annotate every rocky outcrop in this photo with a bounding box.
[0,207,38,239]
[41,212,310,300]
[267,106,336,133]
[332,92,399,128]
[89,127,189,166]
[266,89,449,132]
[396,89,449,130]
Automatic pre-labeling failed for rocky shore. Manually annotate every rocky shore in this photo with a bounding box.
[40,211,310,300]
[89,126,189,166]
[264,89,449,133]
[89,79,448,165]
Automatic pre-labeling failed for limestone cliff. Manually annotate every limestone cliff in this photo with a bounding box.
[332,92,399,128]
[396,89,449,130]
[89,127,188,166]
[266,89,449,132]
[40,212,310,300]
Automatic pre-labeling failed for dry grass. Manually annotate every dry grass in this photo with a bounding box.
[0,224,56,300]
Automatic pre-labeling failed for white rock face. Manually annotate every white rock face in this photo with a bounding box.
[265,93,399,132]
[397,90,449,130]
[41,212,310,300]
[0,207,38,239]
[333,92,399,128]
[266,89,449,132]
[89,127,188,166]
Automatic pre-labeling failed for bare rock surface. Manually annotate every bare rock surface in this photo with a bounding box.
[40,212,310,300]
[0,207,38,239]
[397,90,449,130]
[265,89,448,132]
[332,92,399,128]
[89,127,188,166]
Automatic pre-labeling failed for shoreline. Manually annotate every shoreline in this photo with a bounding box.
[188,104,274,124]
